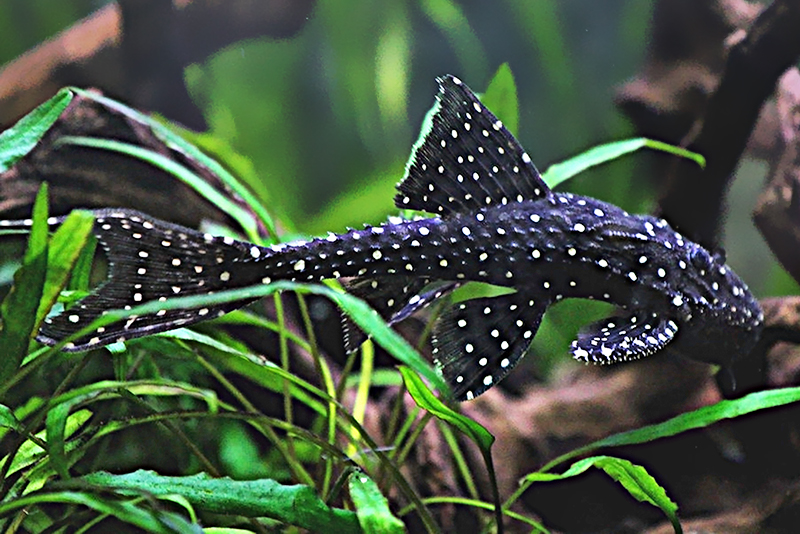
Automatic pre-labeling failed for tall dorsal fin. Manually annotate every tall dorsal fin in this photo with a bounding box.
[395,75,551,217]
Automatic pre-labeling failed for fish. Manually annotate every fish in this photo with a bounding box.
[0,75,764,401]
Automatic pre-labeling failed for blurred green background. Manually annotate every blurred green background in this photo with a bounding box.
[0,0,654,227]
[1,0,794,368]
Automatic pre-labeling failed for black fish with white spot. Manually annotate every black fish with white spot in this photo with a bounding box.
[1,76,764,401]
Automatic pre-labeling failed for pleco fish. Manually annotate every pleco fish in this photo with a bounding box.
[0,76,763,401]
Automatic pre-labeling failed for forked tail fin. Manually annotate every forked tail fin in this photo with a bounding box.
[37,209,264,351]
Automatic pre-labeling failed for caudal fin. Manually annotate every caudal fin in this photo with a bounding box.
[39,209,262,351]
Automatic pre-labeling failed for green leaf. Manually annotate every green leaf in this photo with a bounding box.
[156,328,326,415]
[0,490,201,533]
[542,137,706,189]
[0,185,49,384]
[36,210,95,327]
[481,63,518,136]
[45,380,219,480]
[67,229,97,292]
[79,470,361,532]
[45,402,72,479]
[508,387,800,533]
[67,88,278,241]
[349,471,406,533]
[319,287,446,393]
[59,281,446,395]
[526,456,681,534]
[0,404,22,432]
[6,409,92,491]
[58,136,262,244]
[542,387,800,473]
[399,366,493,451]
[400,366,503,532]
[0,88,73,172]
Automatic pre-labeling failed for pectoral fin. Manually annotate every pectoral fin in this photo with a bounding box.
[570,312,679,364]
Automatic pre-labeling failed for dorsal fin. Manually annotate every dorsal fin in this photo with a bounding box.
[395,75,551,217]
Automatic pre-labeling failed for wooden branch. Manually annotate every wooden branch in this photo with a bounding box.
[659,0,800,246]
[0,0,316,131]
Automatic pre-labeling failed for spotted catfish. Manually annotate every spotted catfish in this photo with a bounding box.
[2,76,763,401]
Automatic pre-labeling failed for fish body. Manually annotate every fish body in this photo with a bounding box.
[1,76,763,401]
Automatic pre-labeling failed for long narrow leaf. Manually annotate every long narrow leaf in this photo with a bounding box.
[542,138,706,189]
[78,470,360,532]
[55,281,446,395]
[0,88,73,172]
[0,490,201,533]
[481,63,518,136]
[539,386,800,474]
[400,366,502,532]
[349,471,405,533]
[35,210,95,327]
[506,387,800,523]
[58,136,261,243]
[0,185,49,384]
[68,87,278,239]
[525,456,681,534]
[399,367,492,451]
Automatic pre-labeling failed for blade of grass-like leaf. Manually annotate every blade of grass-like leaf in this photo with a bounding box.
[49,380,219,413]
[67,226,96,292]
[35,210,94,327]
[0,491,201,533]
[541,138,706,189]
[303,285,446,393]
[55,281,446,395]
[541,387,800,473]
[0,88,73,172]
[3,409,91,482]
[68,88,278,240]
[156,328,326,416]
[44,402,72,479]
[348,341,374,457]
[210,309,313,353]
[78,470,361,532]
[0,185,49,384]
[57,136,261,243]
[524,456,681,534]
[348,471,405,534]
[505,387,800,516]
[0,404,21,432]
[45,380,220,479]
[400,366,502,533]
[344,368,403,389]
[481,63,518,136]
[399,366,492,450]
[400,497,547,533]
[419,0,488,83]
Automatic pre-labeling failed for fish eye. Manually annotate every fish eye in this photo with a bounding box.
[689,247,715,270]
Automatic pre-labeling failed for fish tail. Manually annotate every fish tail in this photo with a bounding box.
[38,209,268,351]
